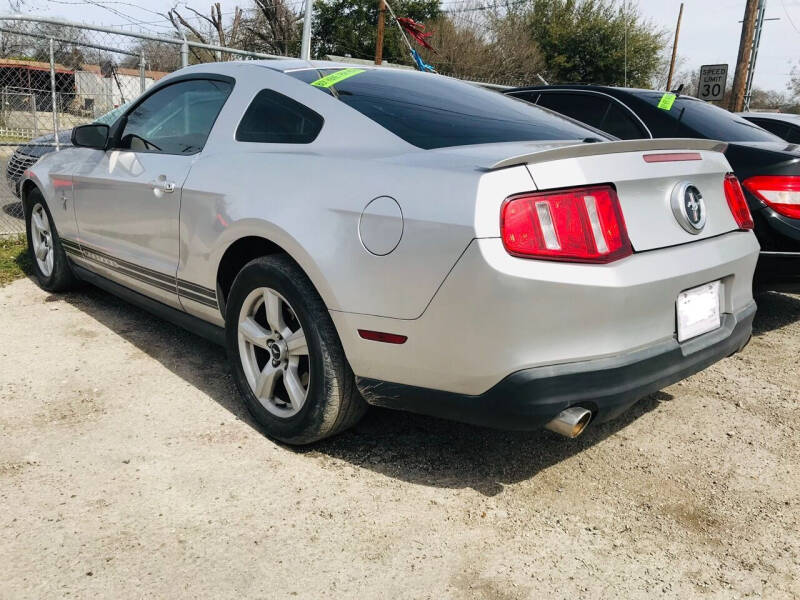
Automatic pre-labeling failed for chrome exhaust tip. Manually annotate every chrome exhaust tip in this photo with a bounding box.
[545,407,592,438]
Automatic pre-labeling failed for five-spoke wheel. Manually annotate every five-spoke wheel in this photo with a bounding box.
[24,188,76,292]
[30,202,54,277]
[237,287,310,418]
[226,255,366,444]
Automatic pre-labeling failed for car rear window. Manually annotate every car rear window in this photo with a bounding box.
[634,92,783,143]
[286,68,599,149]
[236,89,324,144]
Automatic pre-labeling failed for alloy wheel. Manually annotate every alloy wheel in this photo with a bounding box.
[30,203,54,277]
[237,287,310,418]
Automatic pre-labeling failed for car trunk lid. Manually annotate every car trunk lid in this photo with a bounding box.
[493,139,741,252]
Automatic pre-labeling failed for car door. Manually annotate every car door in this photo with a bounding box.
[72,77,233,308]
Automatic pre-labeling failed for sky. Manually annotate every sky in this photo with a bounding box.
[637,0,800,92]
[12,0,800,93]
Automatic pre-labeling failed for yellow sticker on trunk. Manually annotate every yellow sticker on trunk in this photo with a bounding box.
[310,68,366,88]
[657,93,677,110]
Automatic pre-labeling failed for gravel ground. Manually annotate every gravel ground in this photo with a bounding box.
[0,277,798,599]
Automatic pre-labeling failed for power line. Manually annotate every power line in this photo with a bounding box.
[42,0,173,32]
[41,0,306,33]
[780,0,800,34]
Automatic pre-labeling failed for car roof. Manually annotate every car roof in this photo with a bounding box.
[736,112,800,124]
[173,58,425,78]
[505,85,708,105]
[506,84,652,95]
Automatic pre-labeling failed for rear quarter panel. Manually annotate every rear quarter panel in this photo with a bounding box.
[178,152,481,323]
[176,64,485,324]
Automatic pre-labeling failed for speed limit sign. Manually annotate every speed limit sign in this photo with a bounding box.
[697,64,728,102]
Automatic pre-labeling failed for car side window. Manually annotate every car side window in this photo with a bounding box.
[749,118,791,141]
[116,79,233,155]
[787,124,800,144]
[510,91,539,104]
[236,89,324,144]
[536,92,609,131]
[600,102,647,139]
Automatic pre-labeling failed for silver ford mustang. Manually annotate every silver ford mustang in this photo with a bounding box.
[20,60,760,444]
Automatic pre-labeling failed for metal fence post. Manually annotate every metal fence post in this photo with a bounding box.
[31,92,37,137]
[181,40,189,68]
[300,0,313,60]
[139,49,146,94]
[49,38,59,150]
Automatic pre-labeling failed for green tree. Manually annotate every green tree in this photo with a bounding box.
[526,0,665,87]
[312,0,440,64]
[420,10,544,85]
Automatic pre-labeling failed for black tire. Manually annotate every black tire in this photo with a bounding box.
[24,188,77,292]
[225,255,366,445]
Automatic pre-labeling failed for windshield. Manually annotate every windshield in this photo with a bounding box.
[634,92,784,143]
[288,68,601,149]
[93,102,130,126]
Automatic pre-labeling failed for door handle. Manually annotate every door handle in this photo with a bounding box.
[152,178,175,194]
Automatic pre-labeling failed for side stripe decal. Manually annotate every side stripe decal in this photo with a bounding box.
[62,237,218,310]
[177,278,217,301]
[178,288,219,309]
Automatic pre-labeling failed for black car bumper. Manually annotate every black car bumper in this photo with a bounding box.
[753,205,800,292]
[356,303,756,431]
[755,252,800,293]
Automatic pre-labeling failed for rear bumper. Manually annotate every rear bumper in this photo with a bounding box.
[333,231,760,396]
[357,302,755,430]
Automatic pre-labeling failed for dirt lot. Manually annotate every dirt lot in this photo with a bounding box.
[0,277,798,599]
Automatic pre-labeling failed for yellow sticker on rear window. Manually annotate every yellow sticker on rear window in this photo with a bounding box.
[310,68,366,88]
[657,93,677,111]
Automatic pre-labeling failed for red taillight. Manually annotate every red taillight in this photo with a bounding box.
[723,173,755,230]
[500,185,632,263]
[742,175,800,220]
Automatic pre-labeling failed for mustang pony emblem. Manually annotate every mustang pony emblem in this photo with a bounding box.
[671,182,707,233]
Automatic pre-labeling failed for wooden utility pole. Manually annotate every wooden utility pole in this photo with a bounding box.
[730,0,760,111]
[666,3,684,91]
[375,0,386,65]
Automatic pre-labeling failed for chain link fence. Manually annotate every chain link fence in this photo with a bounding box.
[0,14,511,236]
[0,15,280,236]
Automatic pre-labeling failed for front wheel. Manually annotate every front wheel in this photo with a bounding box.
[225,255,366,445]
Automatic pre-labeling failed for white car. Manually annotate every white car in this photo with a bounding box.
[21,60,759,444]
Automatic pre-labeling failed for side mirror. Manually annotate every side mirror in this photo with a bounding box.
[71,123,109,149]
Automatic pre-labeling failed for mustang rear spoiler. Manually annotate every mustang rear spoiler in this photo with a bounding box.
[489,138,728,170]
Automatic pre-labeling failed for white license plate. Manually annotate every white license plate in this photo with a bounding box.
[677,281,721,342]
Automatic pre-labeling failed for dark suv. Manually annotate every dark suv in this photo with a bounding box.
[505,85,800,292]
